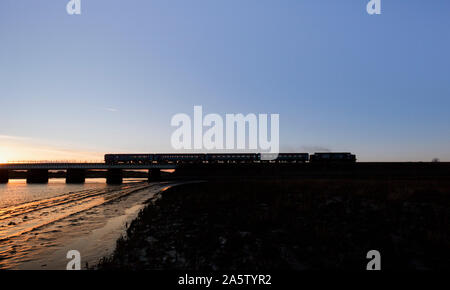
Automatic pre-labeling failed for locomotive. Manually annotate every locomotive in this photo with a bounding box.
[309,152,356,163]
[104,152,355,165]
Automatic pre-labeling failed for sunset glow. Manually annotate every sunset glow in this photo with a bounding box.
[0,148,13,163]
[0,140,104,162]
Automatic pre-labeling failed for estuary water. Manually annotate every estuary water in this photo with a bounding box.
[0,178,172,269]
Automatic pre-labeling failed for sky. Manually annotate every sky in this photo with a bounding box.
[0,0,449,162]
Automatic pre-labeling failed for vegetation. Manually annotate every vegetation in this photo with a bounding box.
[96,178,450,270]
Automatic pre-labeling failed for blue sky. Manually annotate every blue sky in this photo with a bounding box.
[0,0,449,161]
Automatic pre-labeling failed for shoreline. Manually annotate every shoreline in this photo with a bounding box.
[95,177,450,270]
[6,182,173,270]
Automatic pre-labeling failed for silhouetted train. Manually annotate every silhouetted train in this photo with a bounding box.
[309,152,356,163]
[104,152,356,165]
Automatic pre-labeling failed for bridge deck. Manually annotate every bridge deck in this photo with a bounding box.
[0,163,177,170]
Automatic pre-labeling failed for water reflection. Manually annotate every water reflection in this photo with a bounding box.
[0,179,168,269]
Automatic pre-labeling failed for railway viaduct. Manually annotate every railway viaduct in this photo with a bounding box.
[1,161,450,185]
[0,163,174,184]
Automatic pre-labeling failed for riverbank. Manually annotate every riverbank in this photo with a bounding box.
[96,178,450,270]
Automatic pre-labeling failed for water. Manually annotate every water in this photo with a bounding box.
[0,178,173,269]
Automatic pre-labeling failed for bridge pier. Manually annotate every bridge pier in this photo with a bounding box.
[0,169,9,183]
[107,169,123,185]
[66,169,86,184]
[27,169,49,184]
[148,169,161,182]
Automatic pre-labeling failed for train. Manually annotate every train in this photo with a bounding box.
[104,152,356,165]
